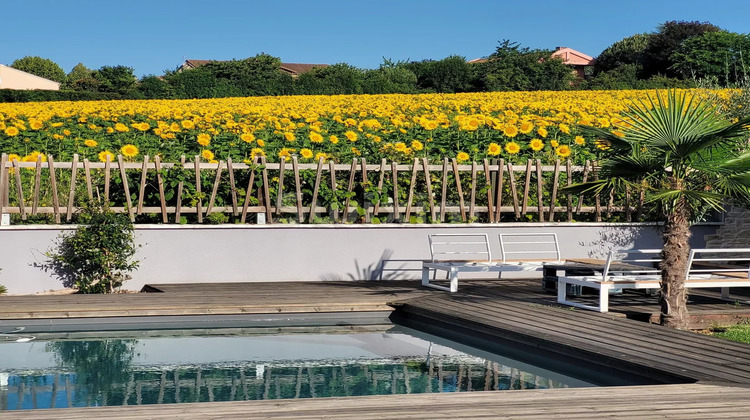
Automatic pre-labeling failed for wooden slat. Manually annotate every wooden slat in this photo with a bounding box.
[483,159,494,223]
[292,156,303,223]
[308,157,324,223]
[83,158,93,200]
[342,158,357,222]
[373,158,387,218]
[494,159,505,221]
[361,158,370,223]
[593,161,602,222]
[423,157,436,223]
[521,160,532,216]
[0,154,6,217]
[47,155,61,223]
[625,184,632,222]
[174,156,185,224]
[154,155,168,223]
[391,161,400,221]
[227,157,239,217]
[404,158,419,221]
[118,154,134,222]
[261,156,272,223]
[440,158,449,222]
[566,160,573,222]
[451,158,466,221]
[12,159,26,220]
[507,161,520,219]
[469,161,477,220]
[536,159,544,222]
[194,155,203,224]
[276,157,286,216]
[104,154,111,203]
[66,154,79,221]
[548,159,560,222]
[137,155,149,215]
[32,155,42,215]
[205,160,223,216]
[240,158,258,223]
[575,160,590,215]
[329,159,338,221]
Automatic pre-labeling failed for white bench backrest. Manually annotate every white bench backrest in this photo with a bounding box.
[498,233,561,263]
[686,248,750,280]
[601,249,662,281]
[428,233,492,263]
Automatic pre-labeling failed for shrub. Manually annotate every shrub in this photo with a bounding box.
[46,200,139,293]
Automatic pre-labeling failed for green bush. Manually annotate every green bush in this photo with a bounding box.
[45,200,139,293]
[0,90,121,102]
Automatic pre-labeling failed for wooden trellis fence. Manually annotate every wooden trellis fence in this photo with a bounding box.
[0,153,646,224]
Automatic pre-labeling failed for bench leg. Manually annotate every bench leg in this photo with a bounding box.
[599,285,609,313]
[557,279,567,304]
[721,287,730,300]
[449,268,459,293]
[421,266,431,287]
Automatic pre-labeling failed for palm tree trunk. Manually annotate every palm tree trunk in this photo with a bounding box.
[659,198,691,329]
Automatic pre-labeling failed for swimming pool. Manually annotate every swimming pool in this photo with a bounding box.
[1,321,595,410]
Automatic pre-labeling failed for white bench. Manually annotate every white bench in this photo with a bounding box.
[557,248,750,312]
[421,233,562,292]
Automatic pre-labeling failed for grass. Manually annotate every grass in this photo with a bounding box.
[712,324,750,344]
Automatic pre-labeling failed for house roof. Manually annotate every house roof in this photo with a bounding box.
[181,59,328,75]
[468,47,595,67]
[550,47,595,66]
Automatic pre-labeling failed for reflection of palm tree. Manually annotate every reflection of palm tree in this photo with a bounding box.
[47,339,136,406]
[565,90,750,329]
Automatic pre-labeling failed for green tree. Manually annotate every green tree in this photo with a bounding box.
[565,91,750,329]
[671,31,750,85]
[64,63,98,91]
[202,54,295,96]
[294,63,364,95]
[642,20,721,78]
[10,56,66,83]
[472,40,574,91]
[46,200,140,294]
[136,75,175,99]
[405,55,474,93]
[92,65,137,95]
[361,58,418,94]
[594,33,651,75]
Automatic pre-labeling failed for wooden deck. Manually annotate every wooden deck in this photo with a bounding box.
[4,383,750,419]
[3,279,750,418]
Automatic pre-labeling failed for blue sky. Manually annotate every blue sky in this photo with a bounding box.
[3,0,749,78]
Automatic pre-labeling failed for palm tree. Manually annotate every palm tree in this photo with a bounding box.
[566,90,750,329]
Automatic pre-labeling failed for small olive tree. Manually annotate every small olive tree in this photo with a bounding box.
[46,200,139,293]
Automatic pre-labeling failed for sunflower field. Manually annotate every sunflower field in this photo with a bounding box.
[1,89,737,167]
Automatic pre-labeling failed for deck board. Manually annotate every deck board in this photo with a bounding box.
[3,384,750,419]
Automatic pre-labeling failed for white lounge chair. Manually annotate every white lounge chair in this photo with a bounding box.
[557,248,750,312]
[421,232,562,292]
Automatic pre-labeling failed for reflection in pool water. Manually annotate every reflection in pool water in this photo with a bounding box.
[0,326,586,410]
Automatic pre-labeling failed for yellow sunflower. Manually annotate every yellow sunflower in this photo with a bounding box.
[240,133,255,143]
[574,136,586,146]
[197,133,211,146]
[505,142,521,154]
[4,127,19,137]
[529,139,544,151]
[98,150,115,162]
[503,125,518,138]
[345,130,358,142]
[556,145,572,158]
[487,143,502,156]
[309,132,324,143]
[84,139,98,147]
[456,152,470,162]
[121,144,139,158]
[201,149,215,161]
[300,148,314,159]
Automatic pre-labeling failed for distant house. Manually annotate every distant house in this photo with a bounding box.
[550,47,596,79]
[178,59,329,77]
[468,46,596,79]
[0,64,61,90]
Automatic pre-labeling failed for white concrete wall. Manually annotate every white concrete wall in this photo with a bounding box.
[0,223,718,295]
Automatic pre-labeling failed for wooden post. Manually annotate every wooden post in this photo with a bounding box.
[175,156,185,224]
[373,158,387,218]
[440,158,449,222]
[548,159,560,222]
[261,156,272,223]
[83,158,93,200]
[32,155,42,216]
[452,158,466,221]
[404,158,419,222]
[66,154,79,221]
[104,154,111,203]
[361,158,370,223]
[507,161,520,219]
[154,155,168,223]
[483,159,494,223]
[118,155,134,222]
[194,155,203,223]
[469,161,477,220]
[48,156,61,223]
[391,161,400,221]
[292,156,303,223]
[494,159,505,222]
[206,160,223,216]
[575,160,590,215]
[308,157,324,223]
[423,158,436,223]
[329,160,338,221]
[227,157,239,217]
[566,160,573,222]
[342,159,357,223]
[276,157,286,216]
[0,154,6,220]
[137,156,149,215]
[240,158,257,223]
[12,160,26,220]
[521,159,532,218]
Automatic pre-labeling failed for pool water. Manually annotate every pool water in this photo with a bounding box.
[0,324,592,410]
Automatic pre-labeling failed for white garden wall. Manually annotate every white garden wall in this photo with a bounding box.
[0,223,718,295]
